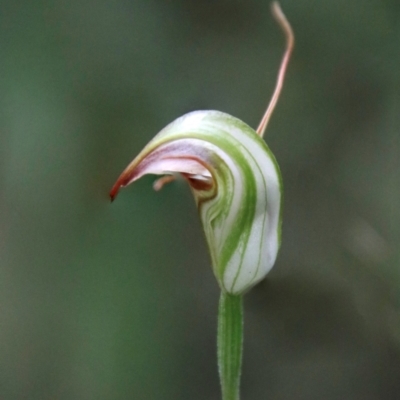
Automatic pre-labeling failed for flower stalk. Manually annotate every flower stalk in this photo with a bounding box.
[218,293,243,400]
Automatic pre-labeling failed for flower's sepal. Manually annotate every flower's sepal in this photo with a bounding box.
[110,110,282,294]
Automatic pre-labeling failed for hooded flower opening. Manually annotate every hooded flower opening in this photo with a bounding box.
[110,140,215,201]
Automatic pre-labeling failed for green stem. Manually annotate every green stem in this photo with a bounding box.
[217,292,244,400]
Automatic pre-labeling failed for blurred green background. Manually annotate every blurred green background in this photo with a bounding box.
[1,0,399,399]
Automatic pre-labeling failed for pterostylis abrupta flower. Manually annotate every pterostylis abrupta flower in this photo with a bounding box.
[110,3,294,400]
[111,111,281,294]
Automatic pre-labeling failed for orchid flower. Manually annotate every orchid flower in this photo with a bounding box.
[110,110,282,295]
[110,3,293,399]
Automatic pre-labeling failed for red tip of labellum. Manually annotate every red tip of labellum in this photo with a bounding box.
[109,177,127,202]
[109,184,120,202]
[110,167,139,202]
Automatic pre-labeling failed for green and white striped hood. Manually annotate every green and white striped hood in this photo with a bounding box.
[110,110,282,295]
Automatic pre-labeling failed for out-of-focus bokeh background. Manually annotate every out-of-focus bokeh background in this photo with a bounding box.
[1,0,399,399]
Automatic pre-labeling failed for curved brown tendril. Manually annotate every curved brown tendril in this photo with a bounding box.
[256,2,294,137]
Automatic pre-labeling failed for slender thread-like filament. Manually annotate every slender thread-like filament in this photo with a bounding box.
[256,2,294,137]
[153,175,176,191]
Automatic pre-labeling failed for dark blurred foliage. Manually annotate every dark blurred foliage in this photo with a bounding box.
[0,0,399,399]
